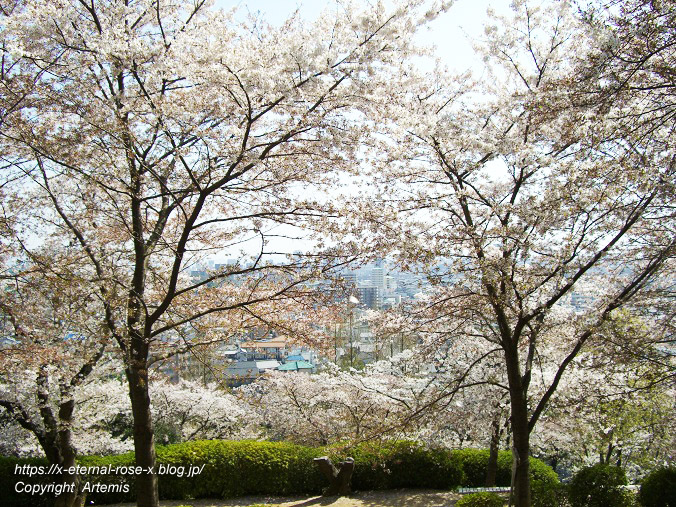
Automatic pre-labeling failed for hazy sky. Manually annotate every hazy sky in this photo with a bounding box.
[213,0,504,73]
[207,0,505,261]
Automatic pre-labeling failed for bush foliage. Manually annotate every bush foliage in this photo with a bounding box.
[77,440,325,503]
[531,480,568,507]
[456,491,505,507]
[639,467,676,507]
[568,463,632,507]
[450,448,559,488]
[2,441,560,504]
[328,440,464,491]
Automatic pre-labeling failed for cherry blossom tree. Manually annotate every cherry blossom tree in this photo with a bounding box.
[365,302,517,481]
[241,359,433,446]
[348,1,675,504]
[1,373,260,456]
[0,255,109,507]
[241,321,511,457]
[550,0,675,152]
[532,311,675,479]
[0,1,452,505]
[72,376,259,451]
[536,377,675,479]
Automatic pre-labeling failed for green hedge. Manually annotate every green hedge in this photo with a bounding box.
[450,449,559,488]
[155,440,324,500]
[456,491,505,507]
[2,441,559,505]
[639,467,676,507]
[77,441,325,503]
[77,451,138,503]
[568,464,632,507]
[327,440,464,491]
[531,480,568,507]
[79,440,465,502]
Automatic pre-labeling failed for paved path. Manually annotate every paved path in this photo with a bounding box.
[103,489,465,507]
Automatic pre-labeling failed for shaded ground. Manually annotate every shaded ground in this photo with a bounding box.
[102,489,465,507]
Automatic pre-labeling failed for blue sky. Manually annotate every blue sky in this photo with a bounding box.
[213,0,503,73]
[206,0,505,260]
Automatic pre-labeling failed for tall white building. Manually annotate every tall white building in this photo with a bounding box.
[371,267,385,290]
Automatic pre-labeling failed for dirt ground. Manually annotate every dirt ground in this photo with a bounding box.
[102,489,465,507]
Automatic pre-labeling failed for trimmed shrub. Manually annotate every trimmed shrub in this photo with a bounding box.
[451,449,559,489]
[639,467,676,507]
[327,440,464,491]
[529,457,561,488]
[532,480,568,507]
[6,441,561,505]
[155,440,324,499]
[456,491,505,507]
[452,449,502,487]
[77,439,464,503]
[80,440,325,502]
[568,463,632,507]
[71,441,323,504]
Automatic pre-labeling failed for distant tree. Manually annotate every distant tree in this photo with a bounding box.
[242,360,431,446]
[73,376,259,450]
[1,371,261,456]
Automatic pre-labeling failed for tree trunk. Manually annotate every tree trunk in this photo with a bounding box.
[127,360,158,507]
[36,432,83,507]
[510,407,531,507]
[35,366,84,507]
[54,394,85,507]
[504,345,531,507]
[486,412,501,487]
[314,456,355,496]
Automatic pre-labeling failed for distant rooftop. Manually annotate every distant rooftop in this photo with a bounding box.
[241,337,288,349]
[278,360,314,371]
